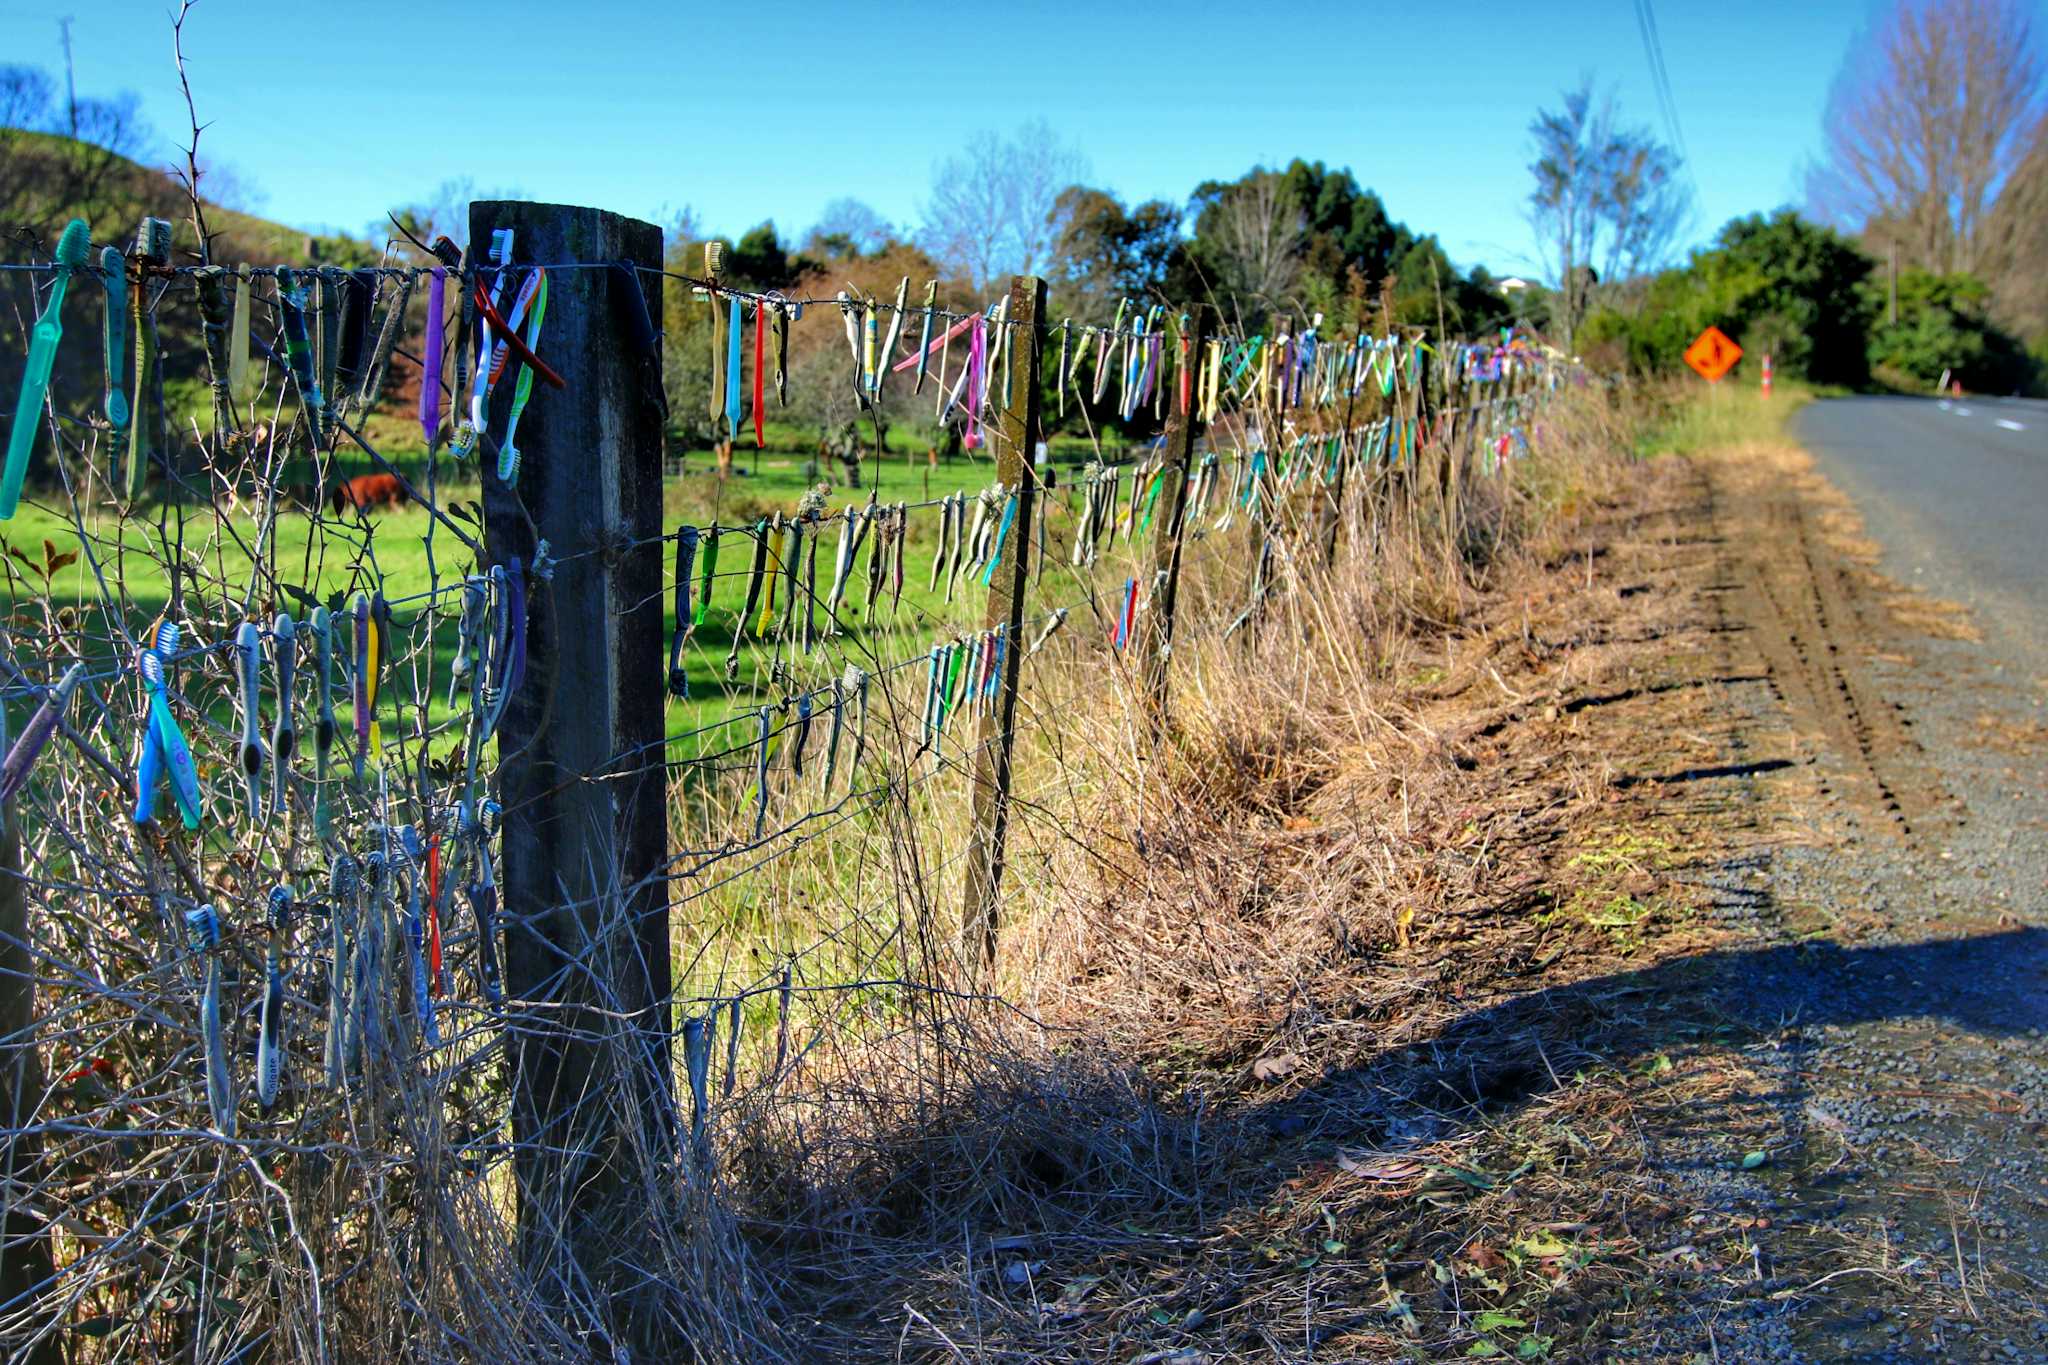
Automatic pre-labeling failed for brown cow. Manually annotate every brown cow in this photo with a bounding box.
[330,473,409,516]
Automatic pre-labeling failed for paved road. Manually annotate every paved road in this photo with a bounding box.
[1795,394,2048,685]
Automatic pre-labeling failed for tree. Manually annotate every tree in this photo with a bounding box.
[1979,119,2048,347]
[1866,267,2035,391]
[728,221,796,290]
[386,177,526,254]
[1185,168,1305,327]
[1048,186,1182,322]
[1527,79,1691,349]
[803,197,894,261]
[0,64,54,132]
[1585,210,1878,386]
[921,121,1087,289]
[1810,0,2045,279]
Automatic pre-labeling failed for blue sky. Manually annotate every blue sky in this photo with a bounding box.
[1,0,1888,280]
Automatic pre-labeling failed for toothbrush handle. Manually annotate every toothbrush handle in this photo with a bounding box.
[123,284,154,501]
[1,319,64,519]
[0,679,69,805]
[257,963,286,1108]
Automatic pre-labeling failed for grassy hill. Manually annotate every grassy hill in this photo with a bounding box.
[0,128,384,492]
[0,126,371,267]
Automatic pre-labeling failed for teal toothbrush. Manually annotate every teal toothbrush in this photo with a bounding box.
[98,246,127,432]
[2,218,91,519]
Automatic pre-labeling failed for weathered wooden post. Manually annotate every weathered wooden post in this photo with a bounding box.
[961,275,1046,971]
[470,200,672,1341]
[0,743,59,1365]
[1139,308,1211,727]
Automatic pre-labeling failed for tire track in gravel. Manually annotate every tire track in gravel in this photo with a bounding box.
[1720,482,1953,840]
[1673,439,2048,1363]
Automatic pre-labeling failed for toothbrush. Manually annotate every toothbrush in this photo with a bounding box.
[270,614,297,819]
[132,623,201,830]
[349,591,375,781]
[0,662,86,805]
[419,266,446,449]
[186,905,236,1136]
[234,621,265,823]
[274,268,324,450]
[913,280,936,396]
[325,854,357,1086]
[397,826,440,1048]
[227,266,250,397]
[875,276,909,399]
[256,884,292,1109]
[462,800,503,1005]
[98,246,127,432]
[2,218,91,519]
[309,608,335,835]
[496,270,549,483]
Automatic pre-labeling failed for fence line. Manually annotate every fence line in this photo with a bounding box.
[0,196,1569,1359]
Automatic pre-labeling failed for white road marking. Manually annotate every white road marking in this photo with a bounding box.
[1955,406,1974,416]
[1996,418,2025,431]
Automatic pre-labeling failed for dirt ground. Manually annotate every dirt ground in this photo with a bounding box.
[846,432,2047,1363]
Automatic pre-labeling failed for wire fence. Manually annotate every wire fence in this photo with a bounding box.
[0,200,1570,1361]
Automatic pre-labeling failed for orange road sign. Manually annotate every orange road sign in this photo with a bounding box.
[1684,326,1742,383]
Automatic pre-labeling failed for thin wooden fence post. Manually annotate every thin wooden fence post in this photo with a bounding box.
[0,772,59,1365]
[470,200,671,1343]
[961,274,1045,972]
[1139,308,1211,729]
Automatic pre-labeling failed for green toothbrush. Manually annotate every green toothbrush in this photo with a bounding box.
[2,217,90,519]
[98,246,127,432]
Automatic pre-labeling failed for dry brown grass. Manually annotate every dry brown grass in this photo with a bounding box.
[643,383,1782,1361]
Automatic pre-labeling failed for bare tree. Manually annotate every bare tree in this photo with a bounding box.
[1980,115,2048,340]
[0,65,54,132]
[921,121,1086,289]
[804,197,894,260]
[1527,79,1690,346]
[1600,132,1689,299]
[1809,0,2045,276]
[1528,81,1609,349]
[1201,169,1306,318]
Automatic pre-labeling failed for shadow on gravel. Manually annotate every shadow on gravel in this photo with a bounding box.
[1252,928,2048,1144]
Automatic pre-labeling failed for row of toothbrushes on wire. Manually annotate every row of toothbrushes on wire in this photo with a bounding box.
[175,785,507,1137]
[0,566,527,1132]
[3,213,1559,523]
[0,215,574,518]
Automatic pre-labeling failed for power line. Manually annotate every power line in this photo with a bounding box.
[1632,0,1702,204]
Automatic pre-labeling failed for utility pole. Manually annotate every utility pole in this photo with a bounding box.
[57,18,76,139]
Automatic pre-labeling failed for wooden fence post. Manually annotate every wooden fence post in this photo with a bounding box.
[0,781,59,1364]
[961,274,1045,972]
[1139,308,1211,728]
[470,201,672,1342]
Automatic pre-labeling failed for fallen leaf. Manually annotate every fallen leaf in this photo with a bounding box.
[1252,1052,1300,1082]
[1337,1149,1425,1181]
[1740,1150,1769,1170]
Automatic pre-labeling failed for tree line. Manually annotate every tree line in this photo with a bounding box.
[1532,0,2044,394]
